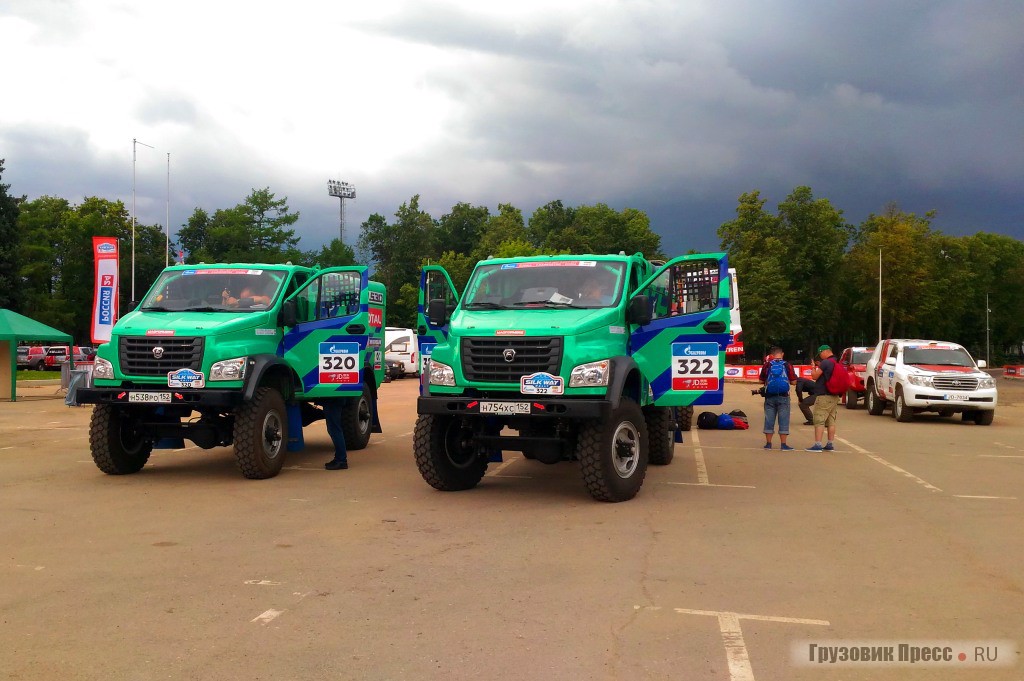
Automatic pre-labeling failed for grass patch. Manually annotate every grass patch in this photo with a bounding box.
[16,370,58,381]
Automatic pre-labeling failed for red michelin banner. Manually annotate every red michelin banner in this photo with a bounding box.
[91,237,119,345]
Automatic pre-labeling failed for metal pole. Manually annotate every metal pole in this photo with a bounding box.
[986,292,990,366]
[165,152,170,268]
[131,138,154,300]
[339,196,344,243]
[878,248,882,341]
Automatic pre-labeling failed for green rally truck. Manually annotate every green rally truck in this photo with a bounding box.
[415,252,730,502]
[75,263,387,478]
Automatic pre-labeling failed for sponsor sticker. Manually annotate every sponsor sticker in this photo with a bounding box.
[146,329,175,336]
[496,329,525,336]
[318,342,360,385]
[167,368,205,389]
[725,366,742,377]
[609,325,625,335]
[96,242,116,254]
[520,372,564,395]
[98,275,115,325]
[368,291,384,304]
[671,342,720,391]
[367,337,382,347]
[499,260,596,269]
[255,328,276,336]
[368,307,384,328]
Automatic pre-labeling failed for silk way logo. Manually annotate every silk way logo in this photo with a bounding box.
[96,242,116,254]
[170,369,201,382]
[520,372,564,395]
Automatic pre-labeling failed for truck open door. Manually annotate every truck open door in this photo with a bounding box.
[416,265,461,378]
[628,253,731,407]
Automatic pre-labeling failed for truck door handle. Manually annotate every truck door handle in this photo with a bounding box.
[702,320,726,334]
[346,324,366,334]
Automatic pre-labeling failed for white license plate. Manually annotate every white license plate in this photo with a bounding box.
[480,401,531,415]
[128,392,172,403]
[946,394,969,401]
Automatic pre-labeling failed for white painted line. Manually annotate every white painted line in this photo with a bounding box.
[835,437,942,493]
[674,608,829,681]
[244,580,283,586]
[979,454,1024,459]
[172,445,200,452]
[691,430,709,485]
[281,466,323,472]
[251,609,284,625]
[666,482,756,489]
[0,446,13,450]
[289,498,309,502]
[485,456,521,477]
[953,495,1018,500]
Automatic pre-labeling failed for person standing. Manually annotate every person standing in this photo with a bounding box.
[318,399,349,470]
[759,346,798,450]
[807,345,840,452]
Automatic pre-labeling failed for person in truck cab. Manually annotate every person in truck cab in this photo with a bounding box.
[578,274,614,306]
[222,277,273,307]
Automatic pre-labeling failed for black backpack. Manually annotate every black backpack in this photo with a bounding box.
[697,411,719,430]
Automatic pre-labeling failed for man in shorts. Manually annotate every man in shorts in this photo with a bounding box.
[807,345,840,452]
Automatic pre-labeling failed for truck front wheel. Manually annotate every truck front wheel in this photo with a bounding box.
[342,385,373,450]
[866,382,885,415]
[413,414,487,491]
[89,404,153,475]
[579,398,649,502]
[679,405,693,431]
[644,406,675,466]
[233,387,288,479]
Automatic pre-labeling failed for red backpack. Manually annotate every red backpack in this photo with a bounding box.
[825,360,851,395]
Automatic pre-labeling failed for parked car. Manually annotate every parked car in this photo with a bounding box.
[384,327,419,377]
[385,358,404,381]
[17,346,50,371]
[43,345,96,370]
[839,346,875,409]
[864,339,997,424]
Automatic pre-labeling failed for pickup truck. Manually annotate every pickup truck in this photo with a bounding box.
[863,339,997,424]
[839,346,874,409]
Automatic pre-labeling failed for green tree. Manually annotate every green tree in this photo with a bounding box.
[0,159,22,311]
[176,207,210,261]
[527,200,576,249]
[472,203,527,260]
[306,239,356,268]
[243,187,300,261]
[433,251,476,292]
[436,202,489,256]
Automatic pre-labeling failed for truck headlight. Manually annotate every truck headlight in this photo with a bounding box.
[429,361,455,386]
[978,376,996,389]
[907,375,932,387]
[210,357,247,381]
[570,360,611,387]
[92,357,114,379]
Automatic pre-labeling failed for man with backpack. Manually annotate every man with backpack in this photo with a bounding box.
[759,346,798,450]
[807,345,850,452]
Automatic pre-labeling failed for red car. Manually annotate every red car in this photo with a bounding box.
[43,346,96,370]
[840,346,875,409]
[17,346,50,371]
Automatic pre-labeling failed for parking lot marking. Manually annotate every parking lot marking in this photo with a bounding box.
[953,495,1018,500]
[486,457,521,477]
[835,437,942,493]
[674,608,830,681]
[1,446,14,450]
[244,580,283,586]
[979,454,1024,459]
[691,430,709,484]
[666,482,756,489]
[251,609,284,625]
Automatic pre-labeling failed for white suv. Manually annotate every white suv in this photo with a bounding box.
[864,339,997,425]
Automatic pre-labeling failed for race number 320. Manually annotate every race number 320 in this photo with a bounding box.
[318,342,360,385]
[671,342,721,391]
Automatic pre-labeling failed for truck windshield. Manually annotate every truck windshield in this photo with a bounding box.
[462,261,625,310]
[851,351,872,364]
[903,346,975,367]
[139,268,285,312]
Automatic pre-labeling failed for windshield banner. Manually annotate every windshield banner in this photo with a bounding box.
[90,236,119,344]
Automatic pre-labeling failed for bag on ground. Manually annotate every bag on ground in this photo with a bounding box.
[697,411,719,429]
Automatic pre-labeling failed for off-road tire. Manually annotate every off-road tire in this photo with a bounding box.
[233,387,288,479]
[413,414,487,491]
[33,360,45,371]
[342,385,373,450]
[845,389,859,409]
[578,398,649,502]
[866,382,885,415]
[893,387,914,422]
[644,406,675,466]
[89,404,153,475]
[679,405,693,431]
[973,410,994,426]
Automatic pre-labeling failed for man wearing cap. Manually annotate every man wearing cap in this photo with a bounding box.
[807,345,839,452]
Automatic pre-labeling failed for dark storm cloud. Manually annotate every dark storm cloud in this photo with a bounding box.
[365,0,1024,247]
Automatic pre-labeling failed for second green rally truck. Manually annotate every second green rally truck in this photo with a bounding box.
[415,252,730,502]
[76,263,386,479]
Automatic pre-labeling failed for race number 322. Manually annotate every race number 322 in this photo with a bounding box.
[318,342,360,385]
[671,342,721,391]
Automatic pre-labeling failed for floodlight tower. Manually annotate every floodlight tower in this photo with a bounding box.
[327,180,356,243]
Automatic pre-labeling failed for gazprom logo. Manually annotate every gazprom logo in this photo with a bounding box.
[672,342,718,357]
[97,242,116,254]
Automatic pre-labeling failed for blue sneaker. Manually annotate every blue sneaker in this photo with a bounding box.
[780,444,794,451]
[823,442,835,451]
[806,444,824,452]
[763,442,773,450]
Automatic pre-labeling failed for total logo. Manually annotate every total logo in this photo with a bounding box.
[96,242,117,254]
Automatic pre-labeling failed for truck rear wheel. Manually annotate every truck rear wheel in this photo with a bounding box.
[233,387,288,479]
[413,414,487,491]
[679,405,693,431]
[89,404,153,475]
[342,386,373,451]
[644,406,675,466]
[845,389,859,409]
[579,398,649,502]
[866,382,885,415]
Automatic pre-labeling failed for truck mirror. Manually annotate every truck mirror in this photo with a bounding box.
[428,298,448,327]
[281,299,297,327]
[977,359,987,369]
[628,295,652,326]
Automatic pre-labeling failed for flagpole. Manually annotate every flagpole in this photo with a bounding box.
[131,137,154,300]
[165,152,170,268]
[878,248,882,341]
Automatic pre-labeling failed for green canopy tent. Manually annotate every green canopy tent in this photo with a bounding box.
[0,309,74,402]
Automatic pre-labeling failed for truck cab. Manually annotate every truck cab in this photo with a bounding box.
[76,263,387,478]
[415,252,730,501]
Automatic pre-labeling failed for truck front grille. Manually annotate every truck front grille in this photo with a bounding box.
[461,337,562,383]
[932,375,979,391]
[120,336,204,376]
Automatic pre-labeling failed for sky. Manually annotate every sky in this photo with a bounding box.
[1,0,1022,254]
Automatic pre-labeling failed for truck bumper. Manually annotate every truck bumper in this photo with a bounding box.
[75,387,244,409]
[417,395,611,420]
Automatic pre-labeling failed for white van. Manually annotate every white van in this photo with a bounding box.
[385,327,419,377]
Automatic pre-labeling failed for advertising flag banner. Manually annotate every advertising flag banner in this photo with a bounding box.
[91,237,119,344]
